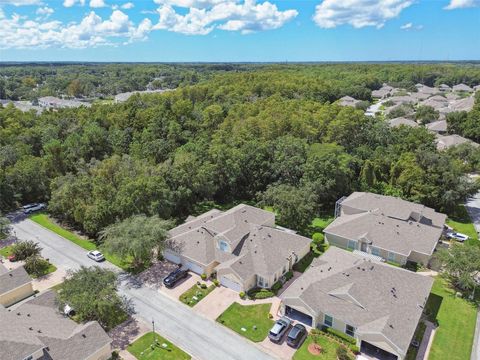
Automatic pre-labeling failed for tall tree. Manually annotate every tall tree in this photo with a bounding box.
[100,215,173,270]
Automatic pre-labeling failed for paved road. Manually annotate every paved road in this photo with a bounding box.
[12,219,277,360]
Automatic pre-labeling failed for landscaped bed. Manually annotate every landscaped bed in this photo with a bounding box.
[216,302,274,342]
[127,332,191,360]
[179,282,215,307]
[293,333,354,360]
[427,276,477,360]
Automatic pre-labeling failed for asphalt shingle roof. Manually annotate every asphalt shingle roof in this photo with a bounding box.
[0,264,32,295]
[281,247,433,357]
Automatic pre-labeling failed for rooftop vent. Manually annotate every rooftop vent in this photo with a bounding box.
[37,330,42,333]
[27,314,30,317]
[29,327,33,331]
[9,273,12,277]
[82,334,86,338]
[328,267,332,271]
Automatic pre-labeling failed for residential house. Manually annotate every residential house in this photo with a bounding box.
[426,120,447,134]
[387,117,418,128]
[435,134,479,150]
[0,263,34,307]
[416,84,438,95]
[165,204,311,292]
[450,96,475,112]
[453,84,473,93]
[280,247,433,360]
[0,290,112,360]
[38,96,91,109]
[338,96,361,107]
[325,192,446,265]
[438,84,451,92]
[372,85,393,99]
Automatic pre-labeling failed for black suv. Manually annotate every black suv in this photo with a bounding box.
[286,324,307,348]
[163,268,189,288]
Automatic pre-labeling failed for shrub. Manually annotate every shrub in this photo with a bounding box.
[323,327,356,345]
[201,273,207,280]
[284,271,294,281]
[24,256,50,278]
[271,281,282,293]
[349,344,360,354]
[200,283,207,289]
[336,346,350,360]
[213,279,220,286]
[312,232,324,244]
[12,240,42,261]
[248,288,275,299]
[239,291,245,299]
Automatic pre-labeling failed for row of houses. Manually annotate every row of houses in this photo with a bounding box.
[0,263,112,360]
[165,192,446,360]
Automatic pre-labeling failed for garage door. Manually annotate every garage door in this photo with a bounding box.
[285,306,313,327]
[164,251,181,264]
[220,276,242,292]
[186,261,204,275]
[361,341,398,360]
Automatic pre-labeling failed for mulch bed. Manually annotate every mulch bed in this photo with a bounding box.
[308,343,323,355]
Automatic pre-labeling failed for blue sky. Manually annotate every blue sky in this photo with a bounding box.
[0,0,479,62]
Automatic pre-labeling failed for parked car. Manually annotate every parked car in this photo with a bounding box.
[447,232,469,242]
[63,304,75,316]
[87,250,105,262]
[286,323,307,348]
[23,203,46,214]
[268,316,292,343]
[163,267,189,288]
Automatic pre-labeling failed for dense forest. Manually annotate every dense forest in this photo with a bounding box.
[1,63,480,237]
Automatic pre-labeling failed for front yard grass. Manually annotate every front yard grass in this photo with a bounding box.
[427,276,477,360]
[0,245,13,258]
[216,302,274,342]
[29,213,130,270]
[127,332,191,360]
[179,283,215,307]
[446,205,479,246]
[293,334,352,360]
[29,261,57,279]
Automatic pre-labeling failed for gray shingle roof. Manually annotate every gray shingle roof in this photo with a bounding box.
[435,134,479,150]
[0,290,111,360]
[426,120,447,133]
[0,264,32,295]
[388,117,418,128]
[339,192,446,228]
[281,247,433,357]
[169,204,311,277]
[324,212,442,256]
[453,84,473,92]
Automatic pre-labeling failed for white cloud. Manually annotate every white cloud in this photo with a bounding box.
[153,0,298,35]
[121,2,134,9]
[444,0,480,9]
[0,9,153,49]
[63,0,86,7]
[400,21,422,30]
[36,6,54,16]
[90,0,106,8]
[0,0,42,5]
[313,0,414,29]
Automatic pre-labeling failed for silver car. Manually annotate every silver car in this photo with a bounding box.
[87,250,105,262]
[268,317,292,343]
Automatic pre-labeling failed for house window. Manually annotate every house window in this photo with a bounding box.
[387,252,396,262]
[219,240,228,252]
[258,276,264,287]
[345,324,355,337]
[324,314,333,327]
[371,247,380,256]
[347,240,356,250]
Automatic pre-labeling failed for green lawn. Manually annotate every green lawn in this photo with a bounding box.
[427,276,477,360]
[311,216,334,231]
[216,302,274,342]
[446,205,479,246]
[0,245,13,258]
[293,334,352,360]
[29,213,129,270]
[179,283,215,307]
[127,332,191,360]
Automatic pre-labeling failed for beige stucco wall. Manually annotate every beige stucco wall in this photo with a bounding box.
[84,342,112,360]
[0,282,34,307]
[325,233,353,250]
[407,251,431,266]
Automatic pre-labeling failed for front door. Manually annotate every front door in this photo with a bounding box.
[361,242,367,252]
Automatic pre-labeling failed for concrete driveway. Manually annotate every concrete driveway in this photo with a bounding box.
[12,219,276,360]
[159,273,207,300]
[259,335,297,360]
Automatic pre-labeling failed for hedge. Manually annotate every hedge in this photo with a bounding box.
[322,326,357,345]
